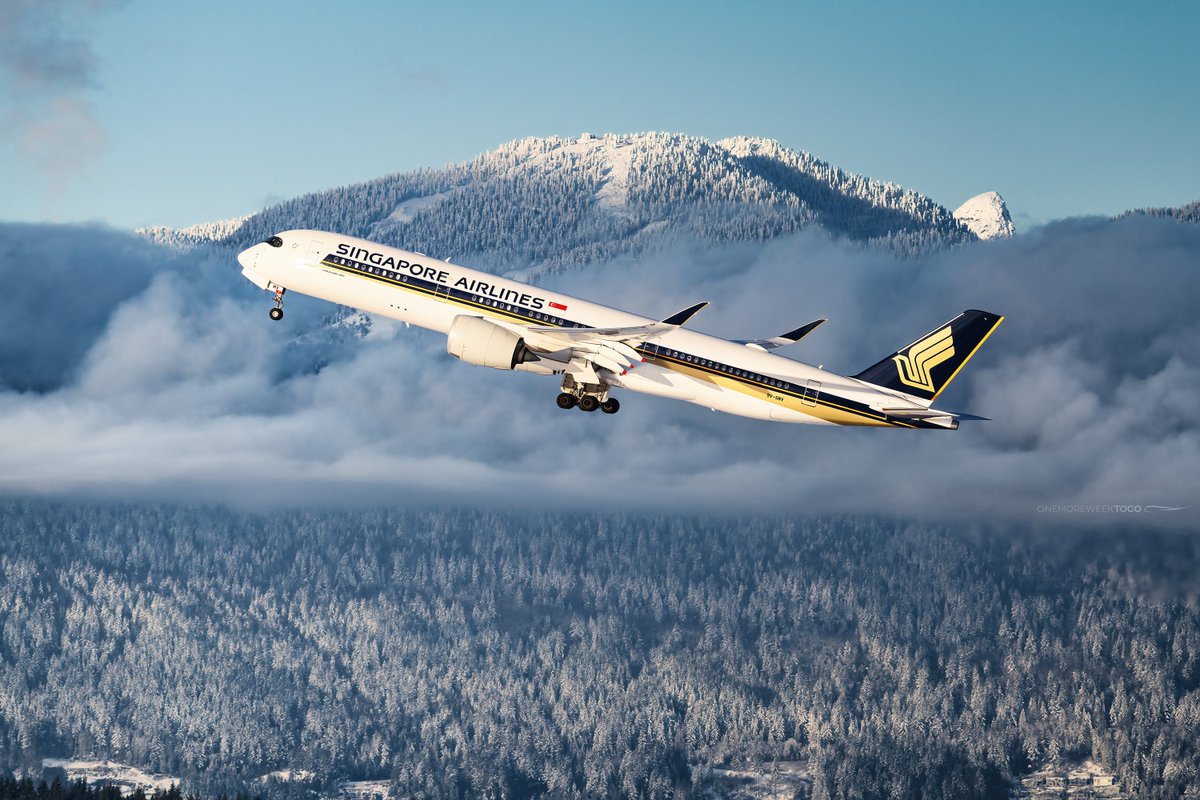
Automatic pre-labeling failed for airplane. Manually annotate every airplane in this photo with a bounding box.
[238,231,1003,429]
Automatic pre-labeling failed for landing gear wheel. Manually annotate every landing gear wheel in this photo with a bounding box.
[600,398,620,414]
[578,395,600,413]
[269,307,284,321]
[555,392,578,410]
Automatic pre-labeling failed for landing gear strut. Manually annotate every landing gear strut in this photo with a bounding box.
[268,287,286,321]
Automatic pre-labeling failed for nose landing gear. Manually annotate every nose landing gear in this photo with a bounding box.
[268,287,286,320]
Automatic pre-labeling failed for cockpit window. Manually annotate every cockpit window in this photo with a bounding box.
[265,236,283,248]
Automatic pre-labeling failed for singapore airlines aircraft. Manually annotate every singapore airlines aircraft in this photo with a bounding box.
[238,231,1002,429]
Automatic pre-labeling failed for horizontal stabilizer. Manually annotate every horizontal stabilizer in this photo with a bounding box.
[882,407,991,421]
[739,318,826,351]
[660,301,709,327]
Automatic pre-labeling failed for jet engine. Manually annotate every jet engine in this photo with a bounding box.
[447,315,541,370]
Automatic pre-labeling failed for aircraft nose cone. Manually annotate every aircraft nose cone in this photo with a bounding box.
[237,245,256,270]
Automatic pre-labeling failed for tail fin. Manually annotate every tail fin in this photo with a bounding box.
[852,309,1004,403]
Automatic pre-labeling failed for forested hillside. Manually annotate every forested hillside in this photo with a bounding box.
[141,133,974,270]
[0,502,1197,799]
[1119,198,1200,225]
[0,776,185,800]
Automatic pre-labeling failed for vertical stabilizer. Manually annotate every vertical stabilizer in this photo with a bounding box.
[852,310,1004,403]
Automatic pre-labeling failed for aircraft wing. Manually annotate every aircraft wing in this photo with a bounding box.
[524,301,707,343]
[519,301,708,379]
[524,321,673,345]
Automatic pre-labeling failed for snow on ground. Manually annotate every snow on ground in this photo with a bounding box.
[703,761,810,800]
[554,133,636,214]
[254,769,316,783]
[953,191,1015,239]
[41,759,178,796]
[386,189,462,224]
[496,133,639,216]
[250,774,391,800]
[338,780,392,800]
[635,219,669,236]
[1011,759,1122,799]
[592,139,634,214]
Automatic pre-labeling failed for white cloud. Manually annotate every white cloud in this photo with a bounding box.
[0,217,1197,528]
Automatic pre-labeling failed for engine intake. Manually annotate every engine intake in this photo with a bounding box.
[447,315,540,370]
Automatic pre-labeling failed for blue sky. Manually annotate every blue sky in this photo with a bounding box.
[2,0,1197,230]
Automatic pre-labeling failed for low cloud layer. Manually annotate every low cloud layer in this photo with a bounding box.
[1,217,1197,527]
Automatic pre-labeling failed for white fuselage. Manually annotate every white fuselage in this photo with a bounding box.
[238,230,943,428]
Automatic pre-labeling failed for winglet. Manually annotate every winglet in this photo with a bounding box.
[661,301,708,327]
[779,318,826,343]
[739,318,827,351]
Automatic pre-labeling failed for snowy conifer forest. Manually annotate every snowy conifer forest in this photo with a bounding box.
[1119,197,1200,225]
[140,133,977,270]
[1,501,1198,799]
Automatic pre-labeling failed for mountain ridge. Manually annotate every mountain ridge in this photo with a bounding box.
[141,132,998,272]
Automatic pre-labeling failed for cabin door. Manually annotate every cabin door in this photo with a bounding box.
[801,380,821,407]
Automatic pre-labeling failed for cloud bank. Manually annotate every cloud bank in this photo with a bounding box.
[0,216,1197,527]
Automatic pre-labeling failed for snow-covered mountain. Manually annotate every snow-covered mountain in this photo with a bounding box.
[952,191,1015,239]
[147,132,982,271]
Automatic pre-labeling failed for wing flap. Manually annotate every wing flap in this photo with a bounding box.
[523,301,709,346]
[489,302,708,381]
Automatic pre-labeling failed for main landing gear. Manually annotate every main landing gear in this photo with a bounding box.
[268,287,286,321]
[556,376,620,415]
[556,392,619,414]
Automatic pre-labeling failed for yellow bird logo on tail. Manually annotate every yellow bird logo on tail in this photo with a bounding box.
[892,326,955,393]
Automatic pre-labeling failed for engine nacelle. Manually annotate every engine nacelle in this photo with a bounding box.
[447,315,540,371]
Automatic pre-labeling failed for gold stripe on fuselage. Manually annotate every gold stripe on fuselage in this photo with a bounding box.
[323,256,915,428]
[643,351,909,428]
